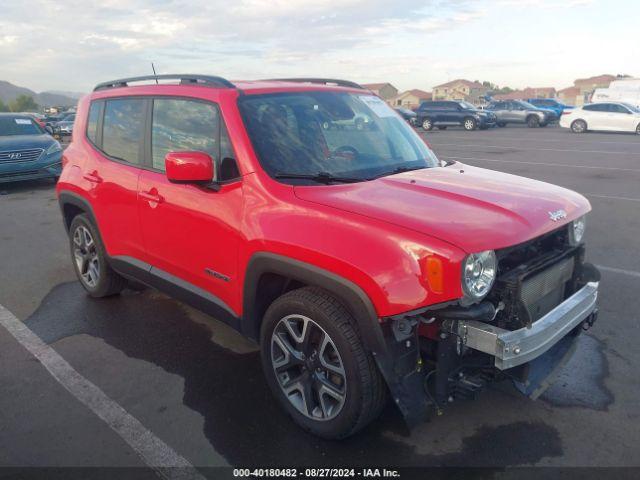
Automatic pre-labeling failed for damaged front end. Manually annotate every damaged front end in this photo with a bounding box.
[375,227,601,426]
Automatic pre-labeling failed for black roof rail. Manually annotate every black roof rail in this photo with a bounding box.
[93,74,235,91]
[264,78,365,90]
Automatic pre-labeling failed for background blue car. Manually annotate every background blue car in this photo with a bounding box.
[0,113,63,184]
[527,98,573,117]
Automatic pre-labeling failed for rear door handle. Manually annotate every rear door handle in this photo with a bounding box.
[139,189,164,204]
[83,171,102,184]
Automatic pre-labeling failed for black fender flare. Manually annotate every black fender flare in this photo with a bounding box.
[58,191,99,232]
[242,252,384,349]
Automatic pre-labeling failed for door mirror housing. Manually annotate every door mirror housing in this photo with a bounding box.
[165,151,215,185]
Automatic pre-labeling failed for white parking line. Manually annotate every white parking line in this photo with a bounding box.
[435,143,640,155]
[0,303,206,480]
[587,193,640,203]
[597,265,640,279]
[441,155,640,173]
[427,134,640,147]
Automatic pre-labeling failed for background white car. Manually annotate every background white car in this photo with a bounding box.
[560,102,640,134]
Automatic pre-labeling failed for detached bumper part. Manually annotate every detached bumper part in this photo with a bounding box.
[457,281,599,370]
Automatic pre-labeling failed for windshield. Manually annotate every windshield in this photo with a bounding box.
[0,116,44,136]
[622,103,640,113]
[238,91,439,183]
[517,101,538,109]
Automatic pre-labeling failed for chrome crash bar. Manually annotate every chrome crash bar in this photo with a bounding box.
[457,282,599,370]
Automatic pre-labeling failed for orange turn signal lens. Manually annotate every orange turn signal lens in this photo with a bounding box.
[425,256,443,293]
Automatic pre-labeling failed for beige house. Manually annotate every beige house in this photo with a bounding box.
[362,83,398,101]
[433,79,489,104]
[557,86,580,106]
[558,75,616,106]
[391,89,432,109]
[494,87,556,101]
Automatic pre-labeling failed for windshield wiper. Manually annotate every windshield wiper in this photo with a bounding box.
[274,172,364,184]
[369,165,427,180]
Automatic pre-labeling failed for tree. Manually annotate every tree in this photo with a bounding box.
[9,94,39,112]
[0,99,10,112]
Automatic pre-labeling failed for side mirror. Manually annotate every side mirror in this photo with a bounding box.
[45,126,54,135]
[165,151,214,184]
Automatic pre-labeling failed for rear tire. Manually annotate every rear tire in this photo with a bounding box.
[636,123,640,135]
[571,119,587,133]
[421,118,433,131]
[527,115,540,128]
[463,117,477,131]
[69,214,126,297]
[260,287,386,439]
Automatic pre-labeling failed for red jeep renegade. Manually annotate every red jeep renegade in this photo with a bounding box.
[57,75,600,439]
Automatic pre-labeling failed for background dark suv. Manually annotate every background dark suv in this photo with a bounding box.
[415,100,496,131]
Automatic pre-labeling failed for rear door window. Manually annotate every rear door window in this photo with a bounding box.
[102,99,145,164]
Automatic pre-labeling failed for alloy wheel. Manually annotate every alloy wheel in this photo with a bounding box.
[73,225,100,288]
[572,120,586,133]
[271,314,347,421]
[422,119,432,130]
[464,119,475,130]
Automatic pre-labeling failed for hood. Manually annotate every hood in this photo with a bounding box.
[537,108,558,116]
[294,164,590,253]
[0,134,55,152]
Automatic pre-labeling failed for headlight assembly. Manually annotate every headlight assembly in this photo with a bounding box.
[569,215,586,245]
[461,250,497,305]
[46,141,62,155]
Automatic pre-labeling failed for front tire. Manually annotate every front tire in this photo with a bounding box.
[421,118,433,131]
[636,123,640,135]
[527,115,540,128]
[571,119,587,133]
[260,287,386,439]
[69,214,126,297]
[463,117,477,131]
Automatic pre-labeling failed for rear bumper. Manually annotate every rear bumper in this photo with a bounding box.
[457,281,599,370]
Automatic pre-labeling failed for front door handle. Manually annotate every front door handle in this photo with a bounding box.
[83,171,103,184]
[139,188,164,204]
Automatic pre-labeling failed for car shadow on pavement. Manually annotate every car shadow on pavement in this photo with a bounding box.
[0,178,56,196]
[24,282,574,468]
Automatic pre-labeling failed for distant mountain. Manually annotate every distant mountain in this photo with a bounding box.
[0,81,80,108]
[42,90,85,100]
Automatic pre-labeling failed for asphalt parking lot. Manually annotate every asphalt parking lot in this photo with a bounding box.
[1,125,639,475]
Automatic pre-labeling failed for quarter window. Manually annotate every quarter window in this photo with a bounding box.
[102,99,145,164]
[584,104,607,112]
[86,101,101,143]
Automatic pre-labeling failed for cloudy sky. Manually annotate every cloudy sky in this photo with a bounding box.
[1,0,638,94]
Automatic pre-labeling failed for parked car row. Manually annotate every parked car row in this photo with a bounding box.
[410,99,564,131]
[414,101,497,131]
[44,111,76,138]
